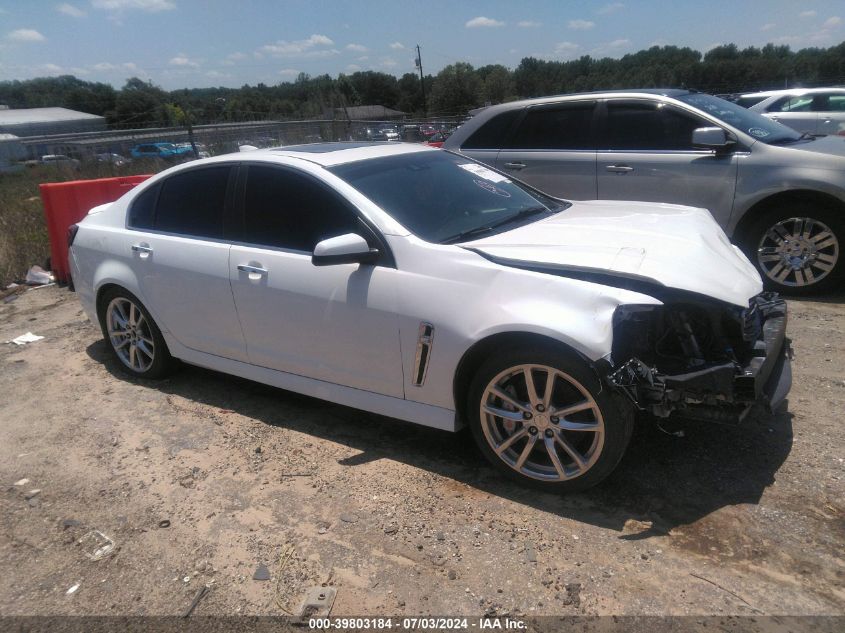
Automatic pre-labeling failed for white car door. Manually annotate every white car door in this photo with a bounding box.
[763,94,819,135]
[814,93,845,137]
[229,164,404,398]
[125,165,248,362]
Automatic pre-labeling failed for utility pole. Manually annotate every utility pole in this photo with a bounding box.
[415,44,427,117]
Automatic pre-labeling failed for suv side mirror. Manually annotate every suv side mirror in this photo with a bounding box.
[312,233,379,267]
[692,127,734,151]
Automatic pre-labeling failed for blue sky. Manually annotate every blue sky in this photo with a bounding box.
[1,1,843,89]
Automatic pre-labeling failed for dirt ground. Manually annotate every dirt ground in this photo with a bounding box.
[0,285,843,619]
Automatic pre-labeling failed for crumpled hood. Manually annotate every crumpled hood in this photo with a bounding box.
[463,200,763,307]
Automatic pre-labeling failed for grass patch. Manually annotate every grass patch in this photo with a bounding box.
[0,161,164,286]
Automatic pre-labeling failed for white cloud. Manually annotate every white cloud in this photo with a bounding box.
[389,41,404,50]
[760,23,776,31]
[169,53,199,67]
[799,10,816,18]
[227,51,246,61]
[607,38,630,48]
[7,29,46,42]
[554,41,581,58]
[597,2,624,15]
[39,63,63,73]
[517,20,542,28]
[57,3,85,17]
[381,57,398,68]
[205,70,231,79]
[278,68,299,78]
[823,16,842,28]
[346,64,361,72]
[260,34,335,57]
[346,43,367,53]
[91,0,175,11]
[71,66,90,75]
[568,19,595,30]
[93,62,117,70]
[465,16,505,28]
[122,62,137,70]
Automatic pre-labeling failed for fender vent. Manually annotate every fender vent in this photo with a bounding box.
[412,322,435,386]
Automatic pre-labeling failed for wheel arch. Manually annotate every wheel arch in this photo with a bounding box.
[452,331,596,426]
[732,189,845,243]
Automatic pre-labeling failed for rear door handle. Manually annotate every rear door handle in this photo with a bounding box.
[237,264,268,275]
[502,162,526,170]
[131,243,153,259]
[605,165,634,173]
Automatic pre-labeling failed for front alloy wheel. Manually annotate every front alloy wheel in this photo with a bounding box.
[468,347,633,491]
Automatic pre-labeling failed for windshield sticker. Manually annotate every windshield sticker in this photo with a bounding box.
[458,163,511,183]
[473,179,512,197]
[748,127,770,138]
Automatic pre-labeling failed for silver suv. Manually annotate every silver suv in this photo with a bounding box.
[444,89,845,294]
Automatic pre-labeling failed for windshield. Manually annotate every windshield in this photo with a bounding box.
[329,151,566,243]
[677,93,802,144]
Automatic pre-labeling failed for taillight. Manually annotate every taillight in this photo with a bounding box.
[67,224,79,248]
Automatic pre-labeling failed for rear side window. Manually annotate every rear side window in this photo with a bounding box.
[603,102,704,150]
[509,102,596,150]
[154,166,231,239]
[462,109,522,149]
[127,182,159,229]
[241,165,359,252]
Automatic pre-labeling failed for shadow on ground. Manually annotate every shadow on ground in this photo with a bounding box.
[87,340,793,539]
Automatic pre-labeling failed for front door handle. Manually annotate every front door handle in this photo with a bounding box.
[502,162,526,170]
[237,264,268,275]
[605,165,634,173]
[131,244,153,253]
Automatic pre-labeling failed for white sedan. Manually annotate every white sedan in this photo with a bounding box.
[69,142,791,491]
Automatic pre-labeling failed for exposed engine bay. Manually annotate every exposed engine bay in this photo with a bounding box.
[606,292,789,423]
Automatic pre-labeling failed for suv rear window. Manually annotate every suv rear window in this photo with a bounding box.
[462,109,522,150]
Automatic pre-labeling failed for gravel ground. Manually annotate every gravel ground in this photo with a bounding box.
[0,285,843,619]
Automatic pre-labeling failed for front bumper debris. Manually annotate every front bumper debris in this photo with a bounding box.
[607,294,792,423]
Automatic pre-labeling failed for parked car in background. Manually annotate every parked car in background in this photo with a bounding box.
[40,154,80,169]
[69,142,790,491]
[96,153,130,166]
[444,89,845,294]
[130,142,194,161]
[749,88,845,136]
[729,91,775,109]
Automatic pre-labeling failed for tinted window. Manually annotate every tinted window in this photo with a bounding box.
[462,109,522,150]
[241,165,359,252]
[828,96,845,112]
[154,166,230,238]
[128,182,159,229]
[604,102,703,150]
[510,103,595,150]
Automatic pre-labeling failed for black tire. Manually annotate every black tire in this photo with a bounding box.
[742,202,845,296]
[466,345,634,492]
[96,287,176,379]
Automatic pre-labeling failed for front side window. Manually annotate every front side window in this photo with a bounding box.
[329,150,566,244]
[603,101,703,150]
[509,102,596,150]
[153,166,231,239]
[241,165,359,252]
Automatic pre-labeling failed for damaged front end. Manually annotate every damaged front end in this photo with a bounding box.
[606,292,792,423]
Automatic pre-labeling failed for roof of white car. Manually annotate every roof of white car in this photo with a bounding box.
[743,87,845,98]
[258,141,436,167]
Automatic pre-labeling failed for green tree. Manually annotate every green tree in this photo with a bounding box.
[429,62,482,115]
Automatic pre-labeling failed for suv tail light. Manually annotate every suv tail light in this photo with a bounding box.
[67,224,79,248]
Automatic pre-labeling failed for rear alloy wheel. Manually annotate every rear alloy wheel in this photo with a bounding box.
[747,205,845,295]
[98,288,175,379]
[468,348,633,491]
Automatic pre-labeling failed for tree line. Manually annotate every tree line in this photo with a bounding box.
[1,42,844,128]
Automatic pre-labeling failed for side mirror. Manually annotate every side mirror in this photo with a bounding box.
[312,233,379,267]
[692,126,734,151]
